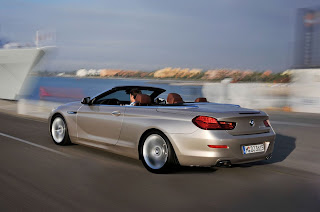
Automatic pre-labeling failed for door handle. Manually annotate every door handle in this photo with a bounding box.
[67,111,77,114]
[111,111,121,116]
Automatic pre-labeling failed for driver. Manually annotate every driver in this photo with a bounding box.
[129,88,141,106]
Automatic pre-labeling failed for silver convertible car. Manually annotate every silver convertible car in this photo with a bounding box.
[49,86,276,173]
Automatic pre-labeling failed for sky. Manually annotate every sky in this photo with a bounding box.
[0,0,318,72]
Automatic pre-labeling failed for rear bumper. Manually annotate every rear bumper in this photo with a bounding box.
[166,129,276,167]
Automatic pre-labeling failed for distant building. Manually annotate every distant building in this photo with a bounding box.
[294,7,320,68]
[87,69,100,76]
[76,69,88,77]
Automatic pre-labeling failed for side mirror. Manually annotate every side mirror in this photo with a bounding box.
[81,97,91,105]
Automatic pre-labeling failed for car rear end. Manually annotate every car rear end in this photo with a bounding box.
[168,108,276,167]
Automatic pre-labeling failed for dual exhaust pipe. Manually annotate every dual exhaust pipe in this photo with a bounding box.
[265,153,272,160]
[216,154,272,167]
[216,160,232,167]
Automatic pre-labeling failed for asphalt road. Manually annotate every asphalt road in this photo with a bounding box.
[0,111,319,212]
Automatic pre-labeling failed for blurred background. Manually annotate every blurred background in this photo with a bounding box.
[0,0,319,116]
[1,2,320,211]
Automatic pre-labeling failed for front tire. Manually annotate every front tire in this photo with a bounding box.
[50,114,71,146]
[141,131,178,173]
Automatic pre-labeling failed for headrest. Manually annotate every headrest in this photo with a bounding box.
[167,93,184,104]
[195,97,207,102]
[135,94,151,105]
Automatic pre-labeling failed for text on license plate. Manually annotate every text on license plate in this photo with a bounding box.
[242,144,264,154]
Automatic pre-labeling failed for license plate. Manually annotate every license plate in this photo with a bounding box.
[242,144,264,154]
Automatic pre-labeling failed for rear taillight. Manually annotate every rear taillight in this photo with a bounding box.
[192,116,236,130]
[263,119,271,127]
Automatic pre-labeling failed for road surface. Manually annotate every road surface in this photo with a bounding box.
[0,111,319,211]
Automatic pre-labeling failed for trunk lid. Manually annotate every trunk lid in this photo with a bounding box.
[217,113,270,135]
[188,103,270,135]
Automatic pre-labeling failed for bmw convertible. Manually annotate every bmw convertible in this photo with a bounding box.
[49,86,276,173]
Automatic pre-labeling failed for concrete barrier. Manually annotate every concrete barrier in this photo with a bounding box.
[202,83,289,110]
[289,69,320,113]
[17,99,62,119]
[202,69,320,113]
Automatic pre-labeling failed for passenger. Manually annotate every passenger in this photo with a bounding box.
[129,88,141,106]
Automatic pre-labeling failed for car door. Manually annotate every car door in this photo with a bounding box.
[76,91,127,145]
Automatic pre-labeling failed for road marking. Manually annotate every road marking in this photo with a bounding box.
[271,121,320,128]
[0,132,70,157]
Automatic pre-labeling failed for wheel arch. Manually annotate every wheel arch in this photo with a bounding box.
[50,112,64,126]
[138,128,180,165]
[138,128,160,160]
[49,112,72,145]
[49,112,68,133]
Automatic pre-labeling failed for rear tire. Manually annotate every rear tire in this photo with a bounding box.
[50,114,71,146]
[141,131,178,173]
